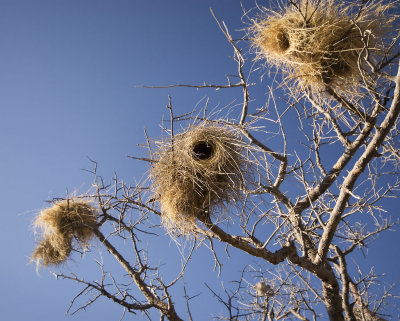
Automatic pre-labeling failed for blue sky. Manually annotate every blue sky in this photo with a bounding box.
[0,0,399,320]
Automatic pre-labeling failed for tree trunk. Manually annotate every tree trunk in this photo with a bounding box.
[323,281,345,321]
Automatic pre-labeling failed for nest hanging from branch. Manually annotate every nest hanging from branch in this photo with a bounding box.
[31,199,98,267]
[255,281,274,297]
[249,0,395,93]
[150,124,248,234]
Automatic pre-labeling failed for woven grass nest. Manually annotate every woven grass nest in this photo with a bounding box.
[150,124,248,234]
[31,199,97,267]
[255,281,274,297]
[249,0,395,93]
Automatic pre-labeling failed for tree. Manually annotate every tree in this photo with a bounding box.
[30,0,400,320]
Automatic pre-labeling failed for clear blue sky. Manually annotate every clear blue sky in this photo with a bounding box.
[0,0,398,320]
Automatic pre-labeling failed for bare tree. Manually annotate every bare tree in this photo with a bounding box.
[31,0,400,320]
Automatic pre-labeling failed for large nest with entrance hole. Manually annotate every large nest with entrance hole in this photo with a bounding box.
[249,0,396,93]
[31,199,98,267]
[150,124,248,234]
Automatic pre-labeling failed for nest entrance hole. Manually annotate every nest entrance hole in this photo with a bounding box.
[276,30,290,52]
[192,141,214,160]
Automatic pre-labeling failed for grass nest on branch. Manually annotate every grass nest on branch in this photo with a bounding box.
[249,0,396,94]
[150,123,248,235]
[31,199,98,267]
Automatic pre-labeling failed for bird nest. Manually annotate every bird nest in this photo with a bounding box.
[249,0,395,94]
[150,124,248,234]
[31,199,98,267]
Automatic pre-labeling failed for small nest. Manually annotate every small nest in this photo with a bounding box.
[31,199,98,267]
[249,0,396,93]
[150,124,247,234]
[255,281,274,297]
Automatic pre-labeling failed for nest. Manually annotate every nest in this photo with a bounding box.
[255,281,274,297]
[31,199,97,267]
[150,124,247,234]
[250,0,395,93]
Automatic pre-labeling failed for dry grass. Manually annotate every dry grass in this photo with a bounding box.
[32,236,72,267]
[31,199,97,267]
[150,123,248,234]
[255,281,274,297]
[249,0,396,94]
